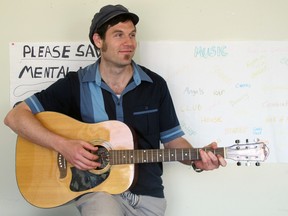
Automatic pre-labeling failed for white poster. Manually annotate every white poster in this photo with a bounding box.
[139,41,288,163]
[9,42,97,107]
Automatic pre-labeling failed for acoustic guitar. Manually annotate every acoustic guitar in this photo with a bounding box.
[15,112,269,208]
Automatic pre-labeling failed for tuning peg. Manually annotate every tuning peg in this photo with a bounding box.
[235,139,240,144]
[246,139,249,143]
[255,162,261,166]
[237,161,241,166]
[245,162,251,166]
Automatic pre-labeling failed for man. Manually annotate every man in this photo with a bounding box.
[4,4,226,216]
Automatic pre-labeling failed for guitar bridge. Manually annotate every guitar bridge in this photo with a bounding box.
[57,153,67,179]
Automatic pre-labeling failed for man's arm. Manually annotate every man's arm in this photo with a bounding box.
[4,102,100,170]
[163,137,227,170]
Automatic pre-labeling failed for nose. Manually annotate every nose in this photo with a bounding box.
[123,35,135,46]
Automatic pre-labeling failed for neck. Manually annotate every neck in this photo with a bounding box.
[99,62,133,95]
[108,147,226,165]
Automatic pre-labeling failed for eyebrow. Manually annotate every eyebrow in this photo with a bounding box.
[111,27,137,34]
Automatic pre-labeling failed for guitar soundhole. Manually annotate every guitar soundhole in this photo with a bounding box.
[94,145,109,170]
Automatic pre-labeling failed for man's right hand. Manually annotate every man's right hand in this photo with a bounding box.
[58,139,101,170]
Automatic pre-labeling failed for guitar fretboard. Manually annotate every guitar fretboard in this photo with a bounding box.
[109,148,225,165]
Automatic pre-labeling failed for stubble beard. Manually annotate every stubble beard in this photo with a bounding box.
[102,42,133,66]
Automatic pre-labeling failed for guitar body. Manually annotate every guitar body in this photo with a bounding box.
[16,112,135,208]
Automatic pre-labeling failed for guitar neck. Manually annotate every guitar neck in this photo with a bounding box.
[109,148,225,165]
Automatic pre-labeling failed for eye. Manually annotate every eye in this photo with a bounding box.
[130,33,136,38]
[114,32,123,38]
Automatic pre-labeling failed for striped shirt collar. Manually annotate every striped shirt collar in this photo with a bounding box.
[81,59,153,86]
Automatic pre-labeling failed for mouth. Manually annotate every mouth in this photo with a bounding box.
[119,50,133,54]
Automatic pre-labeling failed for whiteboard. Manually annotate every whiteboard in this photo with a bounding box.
[139,41,288,163]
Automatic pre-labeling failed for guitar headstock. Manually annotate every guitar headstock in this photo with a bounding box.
[226,139,269,166]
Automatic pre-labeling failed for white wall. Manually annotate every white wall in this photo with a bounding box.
[1,0,288,215]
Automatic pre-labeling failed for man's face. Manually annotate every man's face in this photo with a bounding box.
[99,20,137,67]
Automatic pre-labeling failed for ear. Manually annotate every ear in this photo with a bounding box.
[92,33,102,48]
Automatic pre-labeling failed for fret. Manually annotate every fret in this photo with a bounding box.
[144,150,147,163]
[117,150,120,164]
[158,150,161,162]
[114,149,117,165]
[174,150,178,161]
[125,150,131,164]
[124,150,127,164]
[174,149,177,161]
[129,150,133,164]
[111,150,114,165]
[133,150,137,163]
[123,150,127,164]
[204,148,207,155]
[183,149,189,160]
[127,150,130,163]
[164,149,169,161]
[177,149,182,161]
[165,150,170,161]
[118,150,121,164]
[120,150,123,164]
[170,149,175,161]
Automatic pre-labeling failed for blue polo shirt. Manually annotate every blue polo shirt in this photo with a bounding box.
[25,59,184,198]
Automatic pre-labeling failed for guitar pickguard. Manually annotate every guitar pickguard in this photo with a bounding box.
[70,167,110,192]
